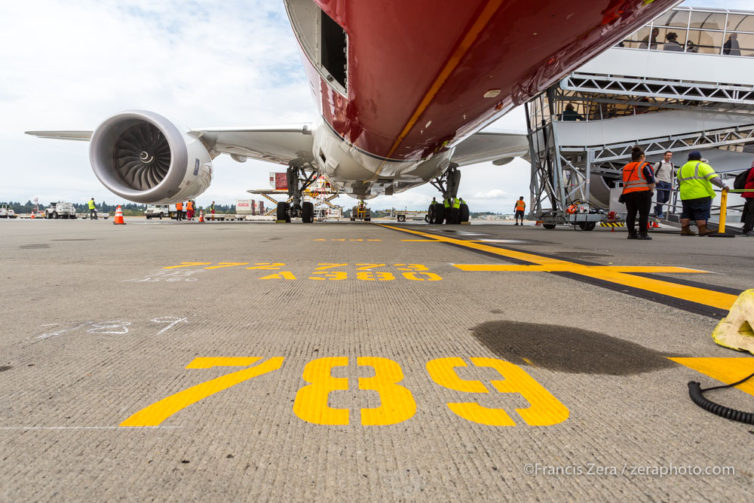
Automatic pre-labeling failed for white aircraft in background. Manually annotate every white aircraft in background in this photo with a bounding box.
[28,0,677,223]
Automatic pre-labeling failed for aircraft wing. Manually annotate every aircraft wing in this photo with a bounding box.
[25,131,93,141]
[188,125,315,165]
[450,130,529,167]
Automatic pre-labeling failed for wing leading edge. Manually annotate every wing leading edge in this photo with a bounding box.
[450,130,529,167]
[188,125,315,165]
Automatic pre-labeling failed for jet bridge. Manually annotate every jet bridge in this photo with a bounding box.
[527,5,754,229]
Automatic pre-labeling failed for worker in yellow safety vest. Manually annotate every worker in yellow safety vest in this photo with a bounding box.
[88,198,97,220]
[676,150,729,236]
[514,197,526,226]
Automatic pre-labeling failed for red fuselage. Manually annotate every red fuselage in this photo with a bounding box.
[297,0,676,162]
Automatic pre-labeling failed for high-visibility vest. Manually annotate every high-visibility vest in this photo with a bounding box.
[186,201,193,211]
[88,200,96,210]
[443,199,450,208]
[622,161,652,194]
[176,202,183,211]
[452,198,461,209]
[677,161,718,200]
[515,200,525,211]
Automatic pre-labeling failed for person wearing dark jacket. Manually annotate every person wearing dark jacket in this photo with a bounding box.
[741,163,754,236]
[621,146,655,240]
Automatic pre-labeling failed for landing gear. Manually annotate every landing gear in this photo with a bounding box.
[301,202,314,224]
[428,164,469,224]
[276,160,318,223]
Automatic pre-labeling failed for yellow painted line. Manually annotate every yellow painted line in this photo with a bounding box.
[380,225,571,266]
[381,224,738,311]
[454,264,709,274]
[670,357,754,397]
[401,239,441,242]
[575,269,736,311]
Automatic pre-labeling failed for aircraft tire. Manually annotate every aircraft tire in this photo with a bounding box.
[459,204,469,223]
[277,202,291,223]
[434,206,444,224]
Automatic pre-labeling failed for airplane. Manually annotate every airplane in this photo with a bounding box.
[27,0,678,223]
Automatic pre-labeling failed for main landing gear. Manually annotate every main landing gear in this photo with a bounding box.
[276,160,317,223]
[426,164,469,224]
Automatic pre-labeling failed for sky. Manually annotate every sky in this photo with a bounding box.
[0,0,746,212]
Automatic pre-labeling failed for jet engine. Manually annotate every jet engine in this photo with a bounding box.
[89,110,212,203]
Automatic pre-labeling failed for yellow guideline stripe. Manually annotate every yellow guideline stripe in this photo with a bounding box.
[380,224,738,311]
[380,225,571,266]
[670,358,754,397]
[401,239,441,242]
[454,265,708,273]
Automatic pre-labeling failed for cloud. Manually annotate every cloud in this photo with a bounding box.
[473,189,507,199]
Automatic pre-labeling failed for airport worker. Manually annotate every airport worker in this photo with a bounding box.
[652,151,674,219]
[186,200,194,220]
[450,196,461,224]
[175,201,183,221]
[621,146,655,240]
[676,151,729,236]
[514,197,526,226]
[88,198,97,220]
[210,201,216,215]
[740,162,754,236]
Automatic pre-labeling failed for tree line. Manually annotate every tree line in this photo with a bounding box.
[0,200,238,214]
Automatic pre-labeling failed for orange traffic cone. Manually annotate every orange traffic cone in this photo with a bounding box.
[113,205,126,225]
[30,212,35,219]
[652,221,660,228]
[199,210,204,223]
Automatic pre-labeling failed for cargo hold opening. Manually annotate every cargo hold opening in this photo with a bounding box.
[320,9,347,90]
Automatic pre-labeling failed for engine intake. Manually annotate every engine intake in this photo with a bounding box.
[89,110,212,203]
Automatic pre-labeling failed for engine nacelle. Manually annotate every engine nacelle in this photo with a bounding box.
[89,110,212,203]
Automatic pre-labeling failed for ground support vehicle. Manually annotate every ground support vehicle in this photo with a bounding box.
[145,204,171,219]
[0,204,17,219]
[45,202,76,219]
[392,209,427,223]
[350,205,371,222]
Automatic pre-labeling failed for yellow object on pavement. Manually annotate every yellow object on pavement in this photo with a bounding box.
[712,289,754,355]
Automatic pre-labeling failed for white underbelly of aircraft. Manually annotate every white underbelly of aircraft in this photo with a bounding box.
[312,123,452,198]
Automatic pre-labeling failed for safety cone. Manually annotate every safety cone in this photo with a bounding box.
[199,210,204,223]
[652,221,660,228]
[30,212,35,219]
[113,205,126,225]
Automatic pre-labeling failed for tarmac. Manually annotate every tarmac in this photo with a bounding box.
[1,217,752,501]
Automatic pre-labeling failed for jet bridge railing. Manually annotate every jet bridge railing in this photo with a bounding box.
[620,6,754,57]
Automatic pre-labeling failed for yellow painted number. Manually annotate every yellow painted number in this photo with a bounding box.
[394,263,442,281]
[310,263,348,281]
[293,357,349,425]
[120,357,284,427]
[163,262,212,269]
[293,357,416,426]
[205,262,249,270]
[426,357,568,426]
[356,271,395,281]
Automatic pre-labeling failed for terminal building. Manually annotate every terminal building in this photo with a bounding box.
[526,5,754,230]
